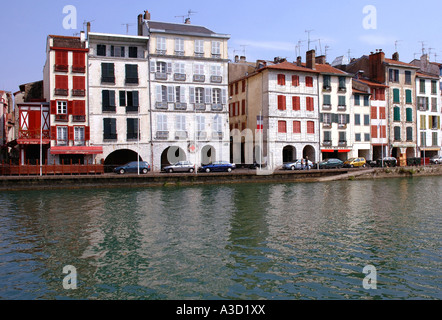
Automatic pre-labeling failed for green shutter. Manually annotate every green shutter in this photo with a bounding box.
[406,90,412,104]
[394,106,400,121]
[120,91,126,106]
[406,108,412,122]
[393,89,400,103]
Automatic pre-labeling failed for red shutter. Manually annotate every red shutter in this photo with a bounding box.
[73,100,85,116]
[55,51,68,66]
[67,101,73,115]
[381,126,387,138]
[278,121,286,133]
[73,52,85,68]
[277,74,286,86]
[51,126,57,140]
[307,121,315,134]
[51,101,57,114]
[73,76,85,90]
[306,76,313,87]
[85,126,90,141]
[55,75,69,90]
[293,96,300,111]
[379,107,386,119]
[292,75,299,86]
[293,121,301,133]
[278,95,286,110]
[371,107,377,119]
[371,125,378,139]
[242,100,246,115]
[68,126,74,141]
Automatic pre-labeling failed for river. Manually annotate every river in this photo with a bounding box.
[0,176,440,300]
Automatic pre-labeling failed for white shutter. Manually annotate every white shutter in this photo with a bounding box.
[222,89,227,105]
[189,87,195,104]
[205,88,212,104]
[150,61,156,73]
[167,86,175,102]
[167,62,172,74]
[180,86,186,103]
[156,85,162,102]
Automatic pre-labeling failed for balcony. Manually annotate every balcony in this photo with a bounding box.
[338,140,347,147]
[126,106,139,113]
[338,123,347,129]
[194,52,204,58]
[212,54,221,59]
[174,73,186,81]
[212,132,223,140]
[74,140,85,146]
[197,131,207,140]
[174,50,184,57]
[72,89,86,97]
[322,122,331,128]
[126,133,139,141]
[211,104,223,112]
[175,131,188,140]
[322,140,332,146]
[338,87,347,93]
[155,72,167,80]
[55,114,68,122]
[103,133,117,141]
[125,78,139,85]
[73,115,86,122]
[337,105,347,111]
[102,106,116,112]
[322,104,331,111]
[54,64,68,72]
[210,76,222,83]
[54,89,68,96]
[156,131,169,140]
[193,74,205,82]
[57,140,68,146]
[194,104,206,111]
[156,49,166,55]
[101,77,115,84]
[155,102,168,110]
[322,86,331,92]
[174,103,187,111]
[72,66,86,73]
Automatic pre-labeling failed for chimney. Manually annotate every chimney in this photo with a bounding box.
[80,31,85,43]
[86,22,91,37]
[240,56,246,63]
[234,55,239,63]
[185,18,191,24]
[138,14,143,36]
[144,10,151,20]
[392,52,399,61]
[369,50,385,83]
[315,55,326,65]
[306,49,316,70]
[296,56,302,66]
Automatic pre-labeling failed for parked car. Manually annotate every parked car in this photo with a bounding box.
[375,157,397,167]
[430,155,442,164]
[282,159,313,170]
[343,157,367,168]
[163,161,195,173]
[114,161,151,174]
[318,158,344,169]
[199,161,236,173]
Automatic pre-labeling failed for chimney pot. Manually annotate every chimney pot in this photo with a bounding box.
[306,49,316,70]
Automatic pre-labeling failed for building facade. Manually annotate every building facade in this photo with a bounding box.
[138,12,231,171]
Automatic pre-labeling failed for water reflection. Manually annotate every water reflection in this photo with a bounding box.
[0,177,440,300]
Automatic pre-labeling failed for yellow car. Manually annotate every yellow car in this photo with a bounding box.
[343,157,367,168]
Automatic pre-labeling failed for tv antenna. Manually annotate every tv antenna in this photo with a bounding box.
[240,45,249,57]
[419,41,426,55]
[295,40,306,57]
[305,30,314,50]
[394,40,402,52]
[82,20,95,32]
[175,9,197,23]
[122,23,135,34]
[324,45,331,59]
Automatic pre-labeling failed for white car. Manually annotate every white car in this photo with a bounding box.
[282,159,313,170]
[430,155,442,164]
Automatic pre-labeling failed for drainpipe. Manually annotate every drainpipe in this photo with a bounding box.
[146,25,154,171]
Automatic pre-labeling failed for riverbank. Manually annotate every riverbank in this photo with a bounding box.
[0,165,441,191]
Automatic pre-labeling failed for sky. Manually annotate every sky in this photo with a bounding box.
[1,0,442,94]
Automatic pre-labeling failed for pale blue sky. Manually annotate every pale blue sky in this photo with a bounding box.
[1,0,441,93]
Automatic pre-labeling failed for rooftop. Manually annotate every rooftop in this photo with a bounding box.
[147,20,230,39]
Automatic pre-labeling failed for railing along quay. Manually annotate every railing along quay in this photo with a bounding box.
[0,160,104,176]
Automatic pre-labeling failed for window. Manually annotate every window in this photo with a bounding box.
[103,118,117,140]
[406,127,413,141]
[278,121,287,133]
[101,63,115,83]
[393,88,400,103]
[293,121,301,133]
[305,76,313,87]
[72,101,85,120]
[292,96,300,111]
[156,37,166,53]
[371,107,377,120]
[194,64,205,75]
[389,69,399,82]
[102,90,116,112]
[292,75,299,87]
[157,114,168,131]
[212,89,222,105]
[125,64,138,84]
[355,133,361,141]
[195,40,204,56]
[379,107,386,119]
[394,126,401,141]
[119,91,139,109]
[363,95,369,106]
[371,126,377,139]
[374,88,385,101]
[420,79,426,94]
[418,97,429,110]
[74,127,85,145]
[323,75,331,89]
[175,115,186,132]
[277,95,286,110]
[242,80,246,92]
[354,94,360,106]
[195,87,204,104]
[380,125,387,138]
[338,96,346,106]
[405,89,412,104]
[57,101,67,115]
[196,115,205,132]
[338,77,346,90]
[432,97,438,112]
[175,86,185,103]
[97,44,106,56]
[175,38,184,55]
[241,100,246,115]
[323,131,331,143]
[420,132,426,147]
[323,94,331,106]
[420,115,427,129]
[57,126,68,145]
[72,52,85,72]
[432,132,438,146]
[211,41,221,57]
[127,118,139,140]
[128,47,138,58]
[406,108,412,122]
[322,113,332,125]
[306,97,314,111]
[393,106,401,121]
[339,131,346,143]
[55,51,68,71]
[156,61,168,74]
[307,121,315,134]
[364,133,370,142]
[55,75,68,95]
[213,115,222,133]
[277,74,286,86]
[431,80,437,94]
[210,65,221,76]
[354,114,360,125]
[338,114,348,126]
[405,71,411,84]
[72,76,85,96]
[364,114,370,126]
[111,46,125,57]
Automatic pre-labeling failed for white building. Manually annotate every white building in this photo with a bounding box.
[87,32,151,168]
[416,72,441,158]
[138,11,231,171]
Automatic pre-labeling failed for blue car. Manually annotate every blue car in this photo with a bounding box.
[114,161,151,174]
[199,161,236,173]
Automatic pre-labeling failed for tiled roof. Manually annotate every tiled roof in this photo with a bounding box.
[314,63,349,75]
[385,58,418,68]
[352,88,370,95]
[416,71,440,79]
[264,61,319,74]
[355,78,389,88]
[147,21,229,38]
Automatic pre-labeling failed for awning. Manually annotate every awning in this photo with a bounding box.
[321,150,335,153]
[50,146,103,155]
[338,149,351,153]
[420,147,440,151]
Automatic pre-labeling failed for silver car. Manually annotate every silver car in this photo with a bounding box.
[163,161,195,173]
[282,159,313,170]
